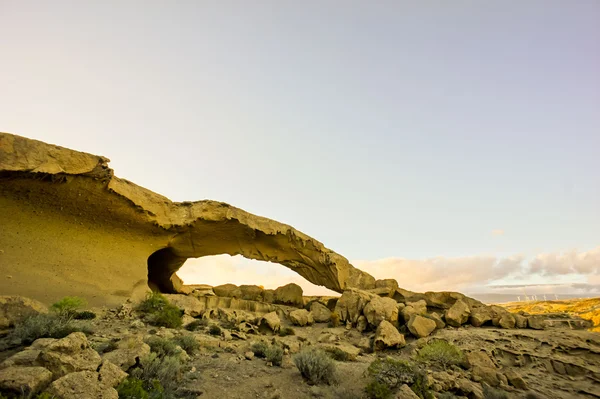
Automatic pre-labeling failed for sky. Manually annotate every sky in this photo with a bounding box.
[1,1,599,298]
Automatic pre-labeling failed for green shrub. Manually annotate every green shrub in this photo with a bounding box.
[208,325,222,336]
[416,340,464,369]
[145,336,179,358]
[365,358,417,398]
[117,377,149,399]
[10,313,93,344]
[50,296,87,318]
[74,310,96,320]
[365,380,393,399]
[172,335,200,355]
[137,292,183,329]
[293,348,337,385]
[278,327,295,337]
[325,347,350,362]
[410,371,434,399]
[184,319,208,331]
[483,385,508,399]
[251,341,269,358]
[129,353,184,398]
[34,393,57,399]
[265,344,284,366]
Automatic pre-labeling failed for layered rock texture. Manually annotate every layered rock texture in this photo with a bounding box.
[0,132,375,305]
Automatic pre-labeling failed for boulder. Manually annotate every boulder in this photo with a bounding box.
[102,335,151,371]
[0,339,55,369]
[504,369,527,390]
[527,315,547,330]
[407,315,437,338]
[98,360,127,388]
[466,351,495,369]
[239,285,264,301]
[489,306,516,329]
[309,301,331,323]
[262,289,275,303]
[374,279,399,291]
[273,283,303,307]
[0,295,48,329]
[163,294,204,317]
[0,366,52,396]
[181,284,215,297]
[513,313,528,329]
[397,384,420,398]
[373,320,406,350]
[46,370,118,399]
[445,299,470,327]
[38,332,102,378]
[258,312,281,333]
[472,365,501,387]
[213,284,242,298]
[425,312,445,329]
[470,307,492,327]
[401,300,427,323]
[318,343,361,361]
[392,288,422,304]
[356,315,368,332]
[363,296,399,326]
[334,289,375,324]
[288,309,314,326]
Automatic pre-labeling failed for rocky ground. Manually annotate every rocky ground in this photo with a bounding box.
[1,284,599,399]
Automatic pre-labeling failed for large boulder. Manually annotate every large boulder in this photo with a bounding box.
[363,296,399,326]
[212,284,242,298]
[46,370,118,399]
[527,315,547,330]
[258,312,281,333]
[445,299,471,327]
[273,283,303,307]
[102,335,151,371]
[309,301,331,323]
[288,309,314,326]
[0,295,48,329]
[407,315,437,338]
[401,300,427,323]
[513,313,528,329]
[490,306,516,329]
[374,279,399,291]
[373,320,406,350]
[334,289,375,324]
[38,332,102,379]
[470,307,492,327]
[0,366,53,396]
[239,285,264,301]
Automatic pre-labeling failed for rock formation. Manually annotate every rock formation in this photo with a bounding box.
[0,132,375,305]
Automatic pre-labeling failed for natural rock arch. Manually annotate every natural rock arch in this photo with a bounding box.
[0,132,376,305]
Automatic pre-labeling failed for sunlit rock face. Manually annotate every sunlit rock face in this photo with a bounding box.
[0,132,375,305]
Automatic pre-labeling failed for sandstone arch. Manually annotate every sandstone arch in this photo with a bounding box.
[0,132,375,305]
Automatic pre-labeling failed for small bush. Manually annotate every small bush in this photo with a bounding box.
[265,344,284,366]
[74,310,97,320]
[11,313,93,344]
[129,353,184,398]
[173,335,200,355]
[185,319,208,331]
[366,358,417,398]
[208,325,222,336]
[416,340,464,369]
[137,292,183,329]
[325,347,350,362]
[483,385,508,399]
[278,327,296,337]
[145,336,179,358]
[328,312,341,327]
[251,341,269,358]
[50,296,87,318]
[117,377,149,399]
[293,348,337,385]
[411,370,434,399]
[365,380,393,399]
[137,292,170,313]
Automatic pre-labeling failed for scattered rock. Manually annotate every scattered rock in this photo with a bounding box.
[470,307,492,327]
[38,332,102,378]
[259,312,281,333]
[0,295,48,329]
[407,315,437,338]
[102,335,151,371]
[373,320,405,350]
[46,370,118,399]
[445,299,471,327]
[363,296,399,327]
[244,351,254,360]
[356,315,368,332]
[334,289,375,324]
[0,366,52,396]
[98,360,127,388]
[425,312,445,329]
[504,369,527,390]
[273,283,303,308]
[309,301,331,323]
[289,309,314,326]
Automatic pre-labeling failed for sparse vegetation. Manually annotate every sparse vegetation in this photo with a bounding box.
[184,318,208,331]
[265,344,284,366]
[482,385,508,399]
[365,358,419,399]
[117,377,150,399]
[10,313,93,344]
[129,352,186,399]
[74,310,96,320]
[251,341,269,358]
[50,296,87,318]
[145,336,179,358]
[173,334,200,355]
[415,340,464,369]
[137,292,183,329]
[208,324,222,336]
[325,347,351,361]
[278,327,295,337]
[293,347,337,385]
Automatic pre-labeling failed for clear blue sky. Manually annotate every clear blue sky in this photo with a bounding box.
[1,1,598,294]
